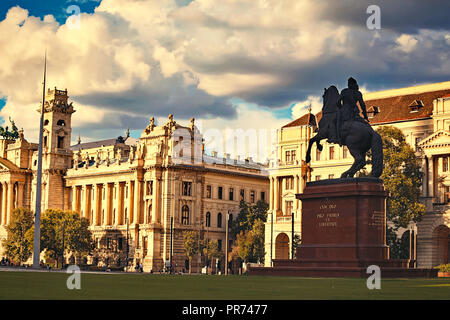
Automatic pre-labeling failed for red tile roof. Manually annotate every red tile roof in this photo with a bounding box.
[285,88,450,128]
[282,113,317,128]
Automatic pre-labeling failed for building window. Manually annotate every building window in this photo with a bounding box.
[328,174,335,179]
[315,175,321,181]
[291,150,296,162]
[443,157,448,172]
[206,212,211,227]
[57,119,66,126]
[118,237,123,250]
[250,190,255,203]
[182,182,192,196]
[343,146,348,158]
[285,150,291,163]
[261,191,265,201]
[181,205,190,225]
[217,239,222,252]
[147,181,153,196]
[44,136,48,148]
[316,148,321,161]
[206,185,212,198]
[57,136,64,149]
[218,186,223,199]
[229,188,234,201]
[329,146,335,160]
[217,212,222,228]
[285,201,293,216]
[240,189,245,201]
[285,177,294,190]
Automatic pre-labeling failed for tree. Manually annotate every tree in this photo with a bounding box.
[364,126,426,259]
[292,235,301,259]
[230,200,268,239]
[183,230,200,274]
[201,238,222,273]
[375,126,426,229]
[28,209,94,268]
[2,208,34,265]
[233,219,266,264]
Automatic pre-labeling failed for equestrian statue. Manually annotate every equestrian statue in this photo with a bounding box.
[305,77,383,178]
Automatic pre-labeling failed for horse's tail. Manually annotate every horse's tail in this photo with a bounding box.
[370,131,383,178]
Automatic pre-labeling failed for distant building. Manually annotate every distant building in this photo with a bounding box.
[266,81,450,268]
[0,88,269,272]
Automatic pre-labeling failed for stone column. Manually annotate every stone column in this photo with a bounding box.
[92,184,99,226]
[101,183,107,226]
[7,182,14,225]
[106,183,112,225]
[17,182,25,209]
[438,157,443,202]
[428,156,434,198]
[274,177,279,212]
[1,183,6,225]
[269,177,274,211]
[128,180,134,224]
[115,182,122,225]
[134,180,142,224]
[152,179,160,223]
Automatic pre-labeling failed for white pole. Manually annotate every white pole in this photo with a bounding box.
[32,51,46,269]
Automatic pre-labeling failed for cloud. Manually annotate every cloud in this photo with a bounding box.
[0,0,450,146]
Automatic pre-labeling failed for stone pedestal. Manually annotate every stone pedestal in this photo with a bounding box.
[249,178,437,278]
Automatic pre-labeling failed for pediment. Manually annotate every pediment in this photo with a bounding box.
[418,130,450,149]
[282,191,295,198]
[0,158,20,172]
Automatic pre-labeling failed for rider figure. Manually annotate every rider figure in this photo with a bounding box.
[336,77,370,145]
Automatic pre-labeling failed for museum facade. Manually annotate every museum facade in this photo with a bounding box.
[0,88,269,272]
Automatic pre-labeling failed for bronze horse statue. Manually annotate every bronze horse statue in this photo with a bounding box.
[305,85,383,178]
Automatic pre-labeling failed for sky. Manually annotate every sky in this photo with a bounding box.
[0,0,449,160]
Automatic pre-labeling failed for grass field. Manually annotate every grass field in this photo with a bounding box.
[0,270,449,300]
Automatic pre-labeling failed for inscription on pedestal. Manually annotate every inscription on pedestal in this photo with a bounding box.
[317,203,339,227]
[369,211,384,228]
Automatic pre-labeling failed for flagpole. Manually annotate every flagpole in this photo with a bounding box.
[32,51,47,269]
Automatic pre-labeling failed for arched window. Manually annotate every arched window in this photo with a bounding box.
[43,119,49,126]
[181,205,190,225]
[57,119,66,126]
[206,212,211,227]
[217,212,222,228]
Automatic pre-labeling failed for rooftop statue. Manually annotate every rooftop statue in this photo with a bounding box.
[0,117,20,140]
[305,77,383,178]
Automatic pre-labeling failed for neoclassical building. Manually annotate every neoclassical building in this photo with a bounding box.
[0,88,269,272]
[266,81,450,268]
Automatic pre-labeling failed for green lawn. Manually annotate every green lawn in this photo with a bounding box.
[0,270,449,300]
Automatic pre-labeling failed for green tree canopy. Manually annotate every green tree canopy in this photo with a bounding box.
[183,230,200,273]
[376,126,426,229]
[2,208,34,264]
[230,200,268,239]
[233,219,265,263]
[28,209,94,267]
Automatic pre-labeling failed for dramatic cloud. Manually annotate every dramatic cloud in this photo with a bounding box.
[0,0,449,145]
